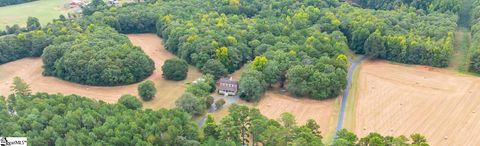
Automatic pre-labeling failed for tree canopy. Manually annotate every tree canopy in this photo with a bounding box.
[162,58,188,81]
[42,25,155,86]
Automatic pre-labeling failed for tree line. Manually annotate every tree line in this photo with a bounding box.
[335,4,456,67]
[0,0,36,7]
[2,77,430,145]
[356,0,461,13]
[0,17,48,64]
[468,0,480,73]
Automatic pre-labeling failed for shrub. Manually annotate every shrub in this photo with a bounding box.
[215,99,226,109]
[118,94,142,110]
[138,80,156,101]
[205,96,214,109]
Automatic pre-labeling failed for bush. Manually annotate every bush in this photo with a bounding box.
[162,58,188,81]
[138,80,156,101]
[118,94,143,110]
[206,95,214,109]
[215,99,226,109]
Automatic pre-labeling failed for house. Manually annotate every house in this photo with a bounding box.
[217,77,238,96]
[108,0,119,5]
[70,0,83,7]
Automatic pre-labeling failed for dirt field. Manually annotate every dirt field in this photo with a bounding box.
[354,60,480,145]
[0,33,202,109]
[257,89,339,138]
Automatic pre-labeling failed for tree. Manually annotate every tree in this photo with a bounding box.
[286,65,313,96]
[26,17,41,31]
[239,69,266,101]
[201,59,228,79]
[118,94,143,110]
[262,61,281,86]
[333,129,358,146]
[251,56,268,71]
[206,95,214,109]
[162,58,188,81]
[215,99,226,109]
[364,29,386,58]
[304,119,321,138]
[82,0,107,15]
[10,76,31,97]
[175,93,205,115]
[138,80,156,101]
[410,133,428,145]
[203,115,219,138]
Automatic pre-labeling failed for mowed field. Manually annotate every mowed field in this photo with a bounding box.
[0,33,202,109]
[0,0,71,29]
[354,60,480,145]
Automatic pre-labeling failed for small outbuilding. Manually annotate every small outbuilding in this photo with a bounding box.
[217,77,238,96]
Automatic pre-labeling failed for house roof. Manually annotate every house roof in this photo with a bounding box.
[218,77,237,84]
[218,77,238,91]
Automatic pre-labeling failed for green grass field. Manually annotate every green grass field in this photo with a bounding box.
[0,0,71,29]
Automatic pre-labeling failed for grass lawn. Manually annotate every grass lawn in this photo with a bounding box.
[0,0,71,29]
[343,62,361,131]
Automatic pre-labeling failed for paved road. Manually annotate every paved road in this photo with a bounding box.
[197,95,240,127]
[334,56,367,137]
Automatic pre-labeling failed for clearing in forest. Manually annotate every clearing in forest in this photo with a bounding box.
[0,0,72,29]
[353,60,480,146]
[209,66,340,142]
[0,33,202,109]
[257,88,340,141]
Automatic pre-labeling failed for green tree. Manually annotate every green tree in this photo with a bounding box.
[10,76,31,97]
[411,133,428,145]
[118,94,143,110]
[364,29,386,58]
[286,65,314,96]
[138,80,156,101]
[162,58,188,81]
[203,115,219,138]
[26,17,41,31]
[175,93,205,115]
[206,95,214,109]
[201,59,228,79]
[239,69,266,101]
[251,56,268,71]
[215,99,226,109]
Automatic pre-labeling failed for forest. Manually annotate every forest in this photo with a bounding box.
[0,0,458,94]
[468,0,480,73]
[1,77,429,145]
[356,0,461,13]
[41,25,155,86]
[0,0,36,7]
